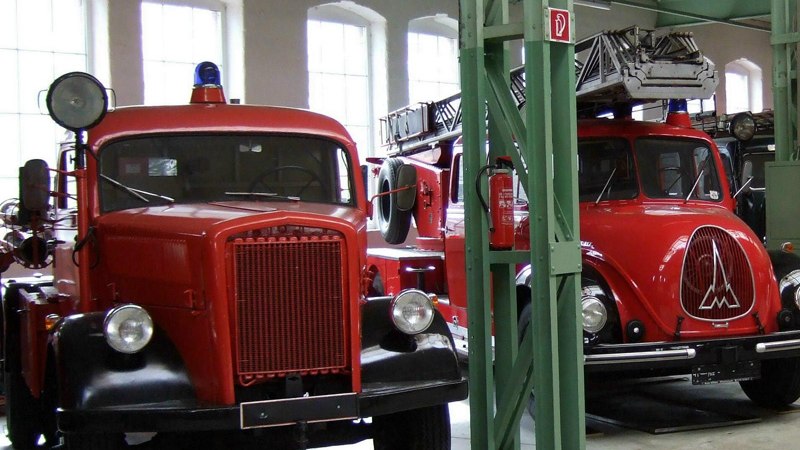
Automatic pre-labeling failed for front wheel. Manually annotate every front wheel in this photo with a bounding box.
[372,404,451,450]
[740,357,800,408]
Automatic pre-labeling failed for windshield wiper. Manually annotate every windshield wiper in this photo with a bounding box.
[101,174,175,203]
[594,167,617,205]
[224,192,300,202]
[685,156,711,203]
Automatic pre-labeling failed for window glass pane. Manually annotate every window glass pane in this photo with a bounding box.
[0,114,21,177]
[141,3,165,61]
[408,31,458,103]
[0,0,18,48]
[53,0,85,54]
[142,1,224,105]
[0,0,87,201]
[17,0,52,51]
[726,72,749,113]
[307,18,370,153]
[99,134,354,211]
[0,50,19,112]
[18,50,54,114]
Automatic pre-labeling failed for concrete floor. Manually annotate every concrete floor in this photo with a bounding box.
[2,377,798,449]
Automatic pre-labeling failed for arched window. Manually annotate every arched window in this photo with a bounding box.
[307,2,387,157]
[0,0,96,200]
[141,0,243,105]
[407,15,459,104]
[725,58,762,114]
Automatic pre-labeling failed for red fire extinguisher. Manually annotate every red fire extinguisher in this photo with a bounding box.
[479,157,515,250]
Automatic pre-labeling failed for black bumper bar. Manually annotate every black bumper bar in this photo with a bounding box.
[58,378,468,433]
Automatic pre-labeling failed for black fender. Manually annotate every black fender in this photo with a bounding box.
[768,250,800,329]
[514,263,622,345]
[359,296,461,384]
[51,311,195,410]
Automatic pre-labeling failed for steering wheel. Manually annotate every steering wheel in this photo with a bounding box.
[248,165,331,199]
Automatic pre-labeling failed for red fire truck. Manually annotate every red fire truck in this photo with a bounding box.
[366,27,800,413]
[1,63,466,449]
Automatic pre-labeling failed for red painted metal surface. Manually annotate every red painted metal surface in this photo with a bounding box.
[231,234,348,384]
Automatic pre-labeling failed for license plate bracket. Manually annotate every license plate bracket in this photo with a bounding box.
[692,360,761,385]
[240,393,358,429]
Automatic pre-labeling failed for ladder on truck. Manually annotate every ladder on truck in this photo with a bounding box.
[381,26,718,155]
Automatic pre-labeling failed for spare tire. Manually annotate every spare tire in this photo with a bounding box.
[377,158,412,244]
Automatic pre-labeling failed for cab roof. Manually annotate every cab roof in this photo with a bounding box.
[87,103,356,151]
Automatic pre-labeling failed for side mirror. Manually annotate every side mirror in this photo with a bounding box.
[20,159,51,213]
[395,164,417,211]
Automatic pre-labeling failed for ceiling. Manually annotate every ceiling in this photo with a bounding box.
[610,0,771,31]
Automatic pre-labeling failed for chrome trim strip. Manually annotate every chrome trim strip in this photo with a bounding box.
[755,339,800,353]
[584,348,697,365]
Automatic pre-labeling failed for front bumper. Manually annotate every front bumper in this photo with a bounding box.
[58,378,468,433]
[585,330,800,374]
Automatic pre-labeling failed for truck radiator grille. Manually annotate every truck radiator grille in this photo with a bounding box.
[681,226,754,321]
[231,234,347,384]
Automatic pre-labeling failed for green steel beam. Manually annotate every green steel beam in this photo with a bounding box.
[766,0,800,251]
[461,0,584,449]
[460,0,495,448]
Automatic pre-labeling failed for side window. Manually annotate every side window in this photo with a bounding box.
[451,153,464,204]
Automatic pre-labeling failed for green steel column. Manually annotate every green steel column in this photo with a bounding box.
[460,0,584,449]
[771,0,797,162]
[522,1,584,448]
[767,0,800,251]
[459,0,495,448]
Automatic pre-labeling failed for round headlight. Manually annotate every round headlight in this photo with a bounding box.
[103,304,154,354]
[794,287,800,311]
[581,296,608,334]
[729,112,755,142]
[390,289,435,335]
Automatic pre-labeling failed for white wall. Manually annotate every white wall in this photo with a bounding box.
[103,0,771,113]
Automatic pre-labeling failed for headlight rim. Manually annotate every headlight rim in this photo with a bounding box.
[103,304,154,354]
[390,289,435,335]
[581,295,608,334]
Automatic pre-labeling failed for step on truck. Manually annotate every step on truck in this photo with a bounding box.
[366,27,800,414]
[1,62,466,450]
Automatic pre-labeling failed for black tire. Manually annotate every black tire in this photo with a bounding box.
[63,432,127,450]
[3,291,43,449]
[376,158,412,245]
[373,404,450,450]
[517,303,536,418]
[5,369,41,449]
[740,357,800,408]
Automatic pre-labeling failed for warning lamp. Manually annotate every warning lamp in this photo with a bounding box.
[190,61,226,104]
[665,99,692,128]
[194,61,221,86]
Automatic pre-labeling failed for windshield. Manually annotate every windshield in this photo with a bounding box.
[635,137,722,201]
[578,138,639,202]
[98,134,355,212]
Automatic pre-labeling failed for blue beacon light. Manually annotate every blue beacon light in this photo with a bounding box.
[194,61,221,86]
[190,61,226,104]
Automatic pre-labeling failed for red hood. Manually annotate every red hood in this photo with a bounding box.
[95,201,366,237]
[580,201,780,339]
